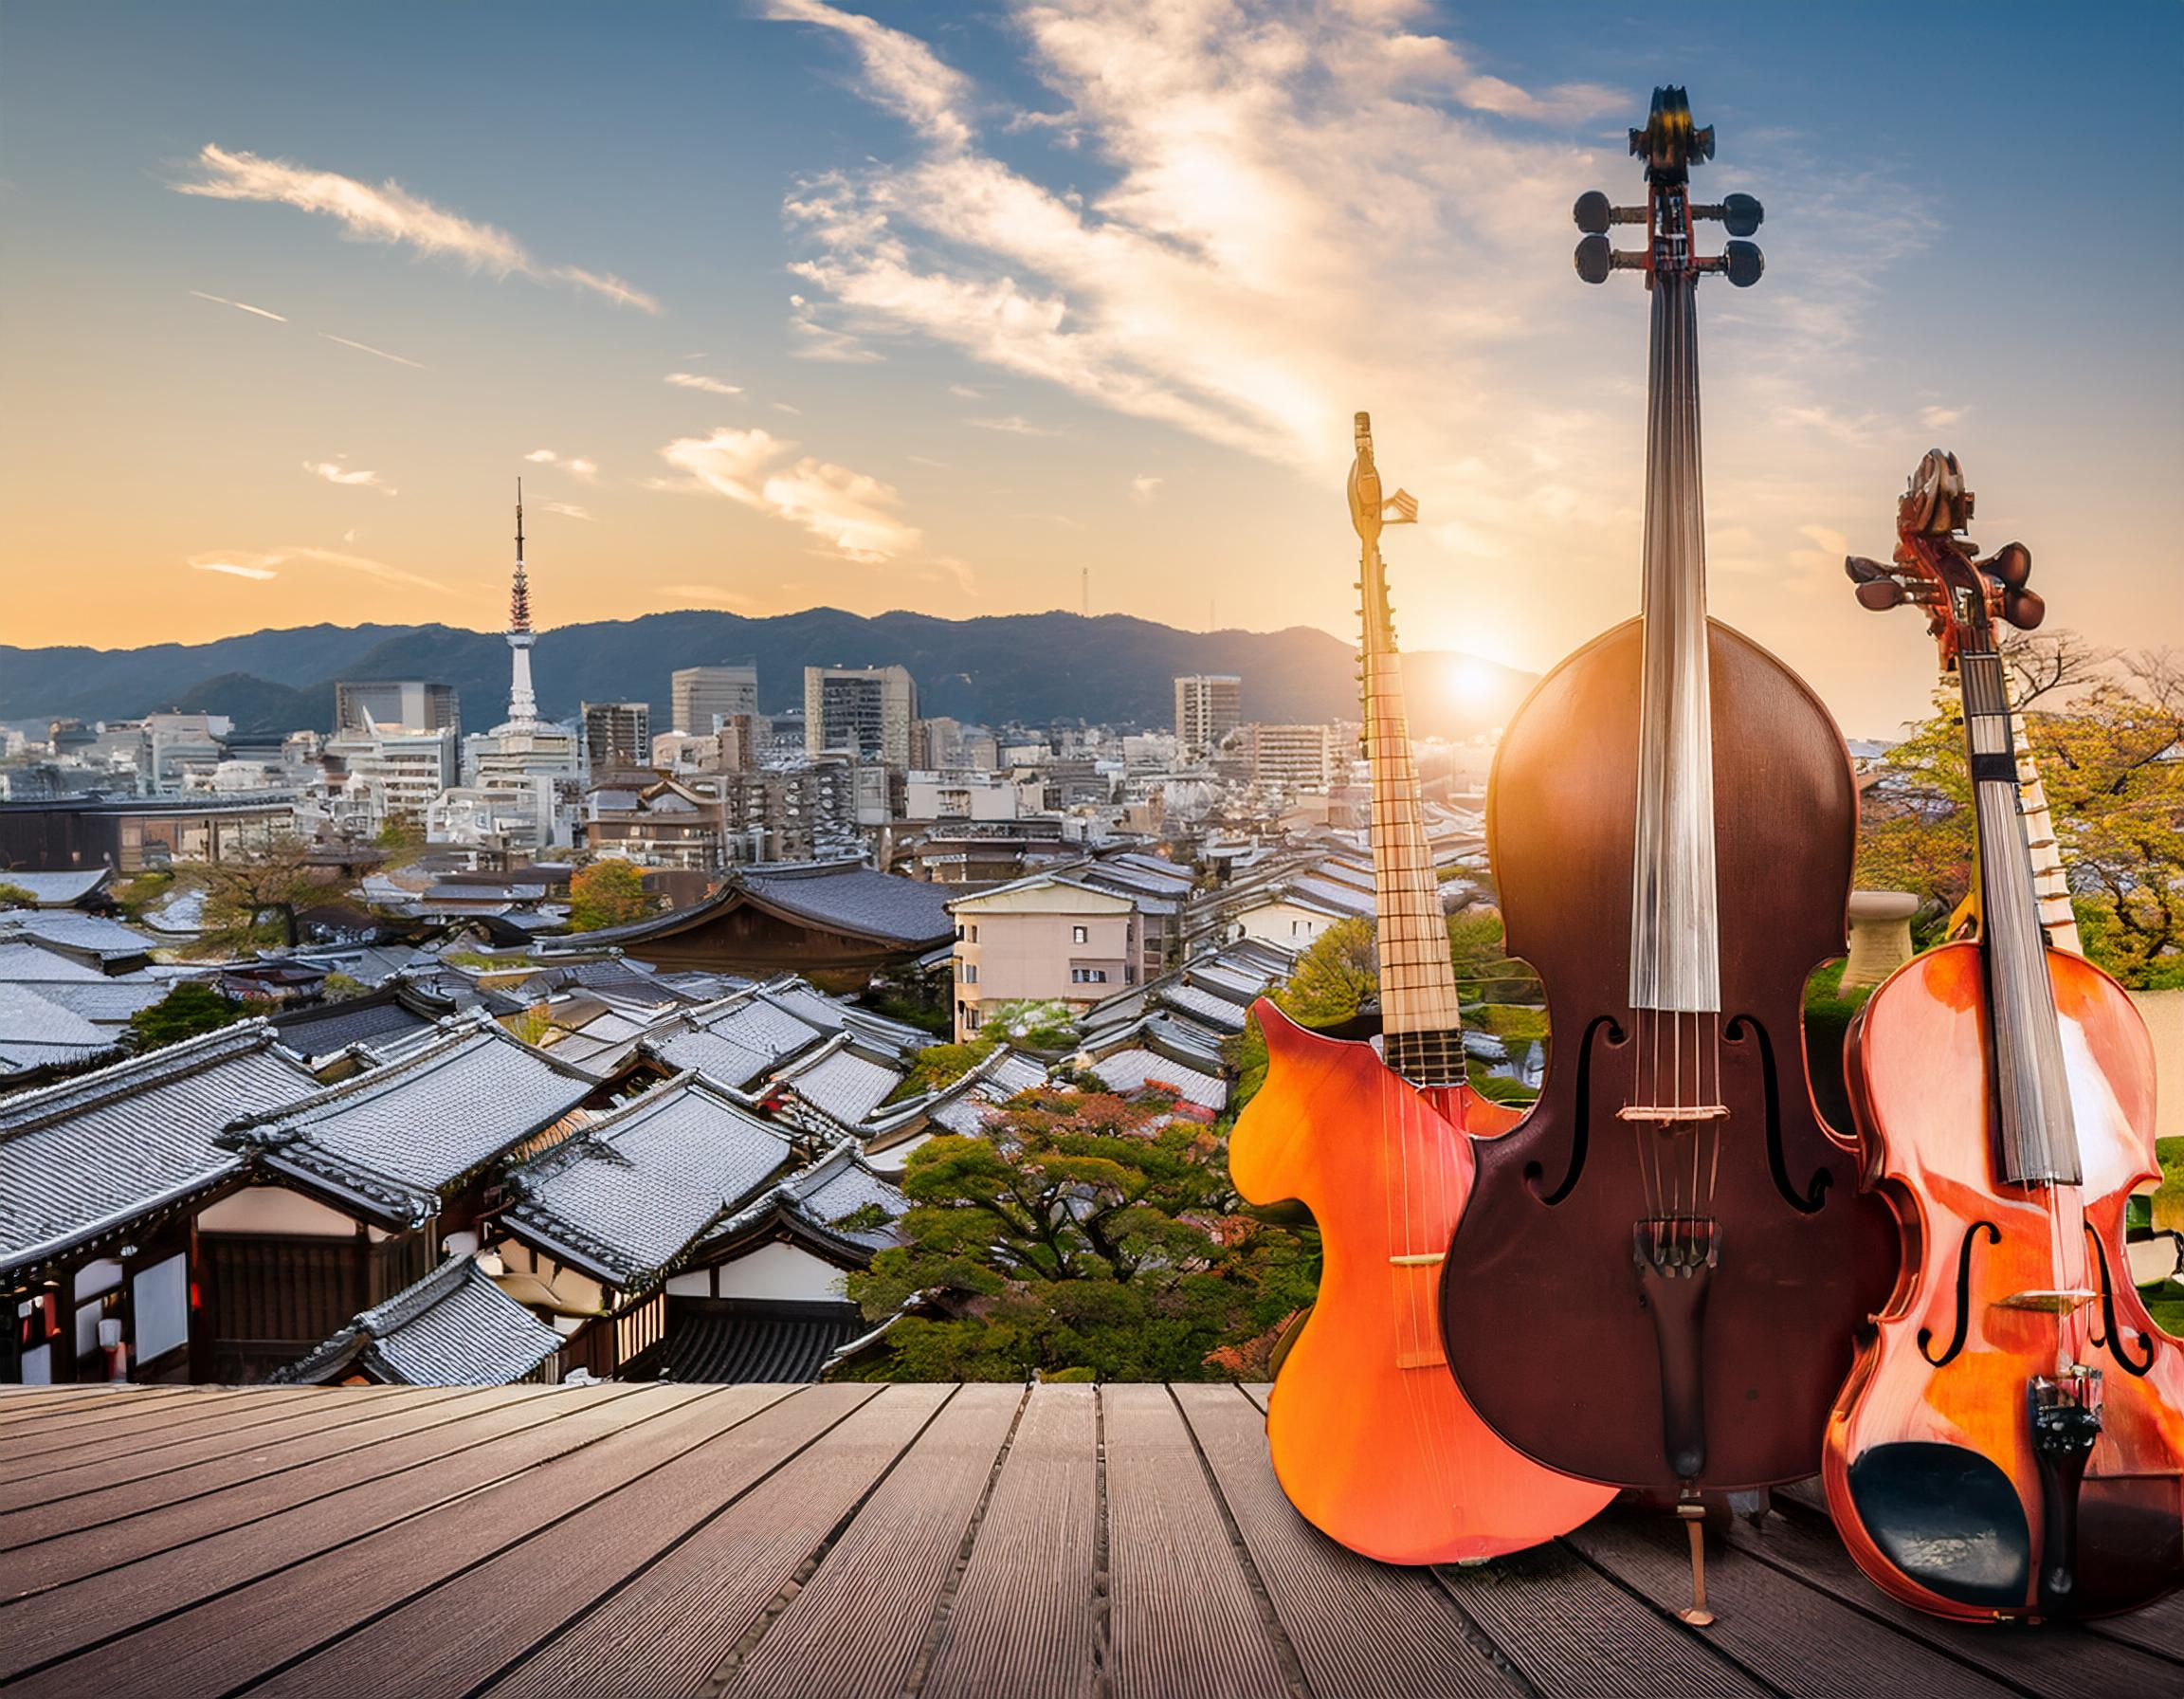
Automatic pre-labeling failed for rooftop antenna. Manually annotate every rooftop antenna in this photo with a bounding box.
[510,478,532,634]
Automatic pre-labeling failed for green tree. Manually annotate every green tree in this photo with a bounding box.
[129,982,252,1051]
[0,882,38,908]
[568,860,652,931]
[978,998,1080,1050]
[841,1088,1318,1382]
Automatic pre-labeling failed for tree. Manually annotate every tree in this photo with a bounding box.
[129,982,252,1051]
[568,860,651,931]
[841,1088,1318,1382]
[196,835,326,951]
[0,882,37,909]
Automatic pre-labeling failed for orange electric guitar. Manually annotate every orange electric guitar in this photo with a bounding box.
[1228,414,1612,1564]
[1827,450,2184,1619]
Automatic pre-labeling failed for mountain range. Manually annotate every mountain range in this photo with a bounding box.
[0,608,1537,741]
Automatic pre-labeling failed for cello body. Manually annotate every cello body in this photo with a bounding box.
[1827,941,2184,1619]
[1438,616,1899,1489]
[1230,1002,1613,1563]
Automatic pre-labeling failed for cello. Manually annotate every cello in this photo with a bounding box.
[1437,87,1898,1494]
[1827,449,2184,1620]
[1228,413,1613,1564]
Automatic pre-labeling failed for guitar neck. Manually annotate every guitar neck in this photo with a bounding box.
[1359,539,1464,1050]
[1940,663,2081,953]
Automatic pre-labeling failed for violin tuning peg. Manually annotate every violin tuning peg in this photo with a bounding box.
[1720,192,1762,238]
[1575,235,1613,284]
[1722,241,1764,287]
[1855,579,1909,612]
[1844,555,1891,583]
[2003,587,2047,630]
[1574,192,1611,234]
[1982,540,2032,589]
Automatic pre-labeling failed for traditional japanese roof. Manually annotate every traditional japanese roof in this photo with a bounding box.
[275,1254,562,1386]
[663,1301,865,1383]
[0,910,157,971]
[0,940,105,984]
[268,983,456,1067]
[219,1012,597,1229]
[1156,981,1250,1031]
[17,976,173,1028]
[0,1020,317,1280]
[863,1045,1049,1158]
[536,860,955,958]
[0,981,119,1079]
[765,1032,907,1127]
[0,868,112,907]
[496,1071,795,1289]
[1086,1047,1228,1113]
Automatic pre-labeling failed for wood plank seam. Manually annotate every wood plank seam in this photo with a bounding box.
[1091,1381,1113,1699]
[0,1388,612,1599]
[1421,1567,1543,1698]
[1553,1530,1794,1699]
[450,1383,903,1699]
[696,1383,969,1699]
[0,1386,417,1489]
[0,1386,696,1690]
[182,1387,779,1699]
[898,1381,1032,1696]
[0,1385,555,1556]
[1162,1382,1316,1699]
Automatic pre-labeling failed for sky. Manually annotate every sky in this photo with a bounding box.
[1,0,2179,737]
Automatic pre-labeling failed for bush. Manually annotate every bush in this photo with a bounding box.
[129,982,252,1052]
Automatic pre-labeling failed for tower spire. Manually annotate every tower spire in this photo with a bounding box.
[503,478,539,725]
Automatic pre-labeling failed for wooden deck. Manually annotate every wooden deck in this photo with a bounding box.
[1,1382,2177,1698]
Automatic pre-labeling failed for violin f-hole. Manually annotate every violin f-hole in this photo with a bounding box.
[1725,1013,1832,1214]
[1919,1220,2001,1367]
[2084,1224,2156,1377]
[1527,1015,1623,1205]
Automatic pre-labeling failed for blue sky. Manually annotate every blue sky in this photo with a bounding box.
[2,1,2178,736]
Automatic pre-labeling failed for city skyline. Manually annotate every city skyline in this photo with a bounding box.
[3,2,2178,738]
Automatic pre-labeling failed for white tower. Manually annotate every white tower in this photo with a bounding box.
[504,483,539,728]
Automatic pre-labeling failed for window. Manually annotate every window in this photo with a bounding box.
[970,924,979,943]
[960,962,976,984]
[1071,925,1088,944]
[1070,967,1108,984]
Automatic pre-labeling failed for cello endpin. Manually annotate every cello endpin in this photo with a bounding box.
[1676,1502,1716,1626]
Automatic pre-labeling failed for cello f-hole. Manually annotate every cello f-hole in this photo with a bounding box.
[1527,1014,1624,1205]
[1725,1013,1832,1214]
[2084,1223,2157,1377]
[1919,1220,2002,1368]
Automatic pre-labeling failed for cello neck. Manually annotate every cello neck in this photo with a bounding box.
[1352,415,1465,1086]
[1628,264,1722,1016]
[1956,641,2082,1184]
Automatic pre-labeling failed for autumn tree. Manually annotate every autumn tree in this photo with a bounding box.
[841,1087,1317,1382]
[195,835,328,951]
[567,860,652,931]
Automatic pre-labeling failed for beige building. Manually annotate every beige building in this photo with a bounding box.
[1246,723,1339,788]
[1174,675,1242,757]
[671,667,759,736]
[805,666,918,766]
[947,875,1140,1041]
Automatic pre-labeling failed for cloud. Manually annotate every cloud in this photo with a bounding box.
[541,502,594,521]
[656,581,758,609]
[173,143,660,313]
[765,0,974,152]
[967,414,1061,436]
[787,292,883,362]
[184,544,448,593]
[320,332,426,369]
[947,383,983,399]
[524,448,599,481]
[303,458,396,495]
[659,426,927,565]
[189,289,287,322]
[1920,404,1968,431]
[1130,474,1162,502]
[666,372,744,395]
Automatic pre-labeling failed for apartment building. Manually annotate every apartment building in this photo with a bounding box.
[946,874,1139,1041]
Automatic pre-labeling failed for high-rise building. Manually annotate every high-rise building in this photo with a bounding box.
[323,724,461,829]
[1174,675,1242,757]
[334,681,461,739]
[1246,723,1339,788]
[671,665,759,735]
[581,701,651,771]
[804,666,918,766]
[910,715,963,769]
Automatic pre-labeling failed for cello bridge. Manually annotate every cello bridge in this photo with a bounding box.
[1993,1288,2098,1314]
[1617,1104,1730,1124]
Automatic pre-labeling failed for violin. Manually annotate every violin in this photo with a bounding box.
[1826,450,2184,1620]
[1228,414,1612,1563]
[1437,88,1898,1493]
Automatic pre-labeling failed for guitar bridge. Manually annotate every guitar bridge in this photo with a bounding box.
[1994,1288,2099,1314]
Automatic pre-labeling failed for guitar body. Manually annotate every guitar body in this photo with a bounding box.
[1231,1001,1613,1563]
[1439,617,1900,1490]
[1826,941,2184,1620]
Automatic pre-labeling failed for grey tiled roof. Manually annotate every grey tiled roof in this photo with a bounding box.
[221,1013,595,1226]
[0,1021,317,1276]
[499,1073,794,1288]
[0,910,158,964]
[276,1254,562,1386]
[738,864,956,947]
[664,1303,863,1383]
[1088,1048,1228,1112]
[0,869,111,906]
[769,1037,905,1126]
[785,1143,909,1251]
[1158,982,1250,1030]
[640,993,829,1089]
[0,941,104,984]
[270,994,443,1061]
[0,981,118,1076]
[21,977,174,1028]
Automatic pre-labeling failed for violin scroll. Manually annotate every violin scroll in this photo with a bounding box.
[1845,449,2048,662]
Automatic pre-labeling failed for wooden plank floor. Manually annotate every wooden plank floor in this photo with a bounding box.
[0,1384,2176,1699]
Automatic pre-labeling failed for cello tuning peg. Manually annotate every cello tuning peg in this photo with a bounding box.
[1844,555,1892,583]
[1574,192,1612,234]
[1855,579,1910,612]
[1982,540,2032,589]
[1575,235,1613,284]
[2003,587,2047,630]
[1722,241,1764,287]
[1720,192,1762,237]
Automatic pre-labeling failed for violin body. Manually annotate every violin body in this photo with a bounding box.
[1438,616,1900,1490]
[1230,1001,1614,1563]
[1826,941,2184,1620]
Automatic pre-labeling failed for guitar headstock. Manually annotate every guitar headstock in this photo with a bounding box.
[1844,448,2045,666]
[1574,86,1763,289]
